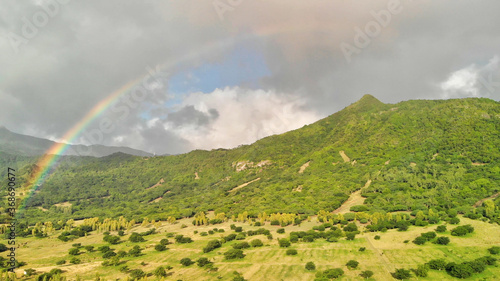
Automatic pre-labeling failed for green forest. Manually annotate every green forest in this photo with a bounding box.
[1,95,499,227]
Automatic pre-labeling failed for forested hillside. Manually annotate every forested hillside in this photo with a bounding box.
[2,95,499,225]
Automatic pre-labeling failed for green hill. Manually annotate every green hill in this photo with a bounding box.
[2,96,500,224]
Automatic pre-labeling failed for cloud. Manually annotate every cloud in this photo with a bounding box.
[440,56,499,99]
[164,87,320,151]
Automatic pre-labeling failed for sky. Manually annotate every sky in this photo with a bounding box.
[1,0,499,155]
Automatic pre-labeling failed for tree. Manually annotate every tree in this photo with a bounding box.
[203,240,222,253]
[346,260,359,269]
[153,266,167,277]
[232,242,250,249]
[129,245,142,257]
[129,269,145,279]
[346,232,356,240]
[68,248,80,255]
[435,236,450,245]
[343,223,358,232]
[305,261,316,271]
[0,244,7,252]
[250,239,263,247]
[360,270,374,279]
[278,238,291,247]
[102,251,117,259]
[447,263,474,278]
[103,235,120,244]
[322,268,344,279]
[391,268,411,280]
[224,249,245,260]
[180,258,194,266]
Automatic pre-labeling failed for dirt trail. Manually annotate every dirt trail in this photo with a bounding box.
[298,161,310,174]
[333,179,371,214]
[339,151,351,163]
[146,178,164,190]
[229,178,261,192]
[364,236,394,274]
[473,192,500,207]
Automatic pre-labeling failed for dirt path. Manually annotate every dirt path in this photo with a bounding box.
[339,151,351,163]
[229,178,261,192]
[473,192,500,207]
[364,236,394,274]
[298,161,310,174]
[333,179,371,214]
[146,178,164,190]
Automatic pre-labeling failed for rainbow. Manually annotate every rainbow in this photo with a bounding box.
[18,77,143,215]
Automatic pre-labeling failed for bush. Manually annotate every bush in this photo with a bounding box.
[98,245,111,253]
[203,240,222,253]
[435,236,450,245]
[69,257,81,264]
[153,266,167,277]
[102,251,117,259]
[68,248,80,255]
[180,258,194,266]
[224,249,245,260]
[413,236,427,245]
[488,246,500,255]
[374,235,380,240]
[345,232,356,240]
[427,259,446,270]
[175,235,193,243]
[322,268,344,279]
[392,268,411,280]
[436,225,447,233]
[451,225,474,236]
[360,270,374,279]
[359,247,366,252]
[277,228,285,234]
[56,260,66,265]
[250,239,263,247]
[305,261,316,271]
[449,217,460,224]
[154,244,167,251]
[286,249,298,255]
[84,245,94,252]
[118,230,125,236]
[103,235,120,244]
[129,269,145,279]
[278,238,291,247]
[343,223,358,232]
[197,257,212,267]
[421,232,436,240]
[447,263,474,278]
[346,260,359,269]
[160,239,169,246]
[233,242,250,249]
[129,232,145,242]
[234,226,243,232]
[412,264,429,277]
[128,245,142,257]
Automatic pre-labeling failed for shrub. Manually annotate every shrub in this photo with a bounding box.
[427,259,446,270]
[346,260,359,269]
[84,245,94,252]
[103,235,120,244]
[129,232,145,242]
[98,245,111,253]
[250,239,263,247]
[343,223,358,232]
[391,268,411,280]
[129,245,142,257]
[374,235,380,240]
[203,240,222,253]
[69,257,81,264]
[412,264,429,277]
[56,260,66,265]
[435,236,450,245]
[449,217,460,224]
[447,263,474,278]
[488,246,500,255]
[102,251,117,259]
[197,257,212,267]
[153,266,167,277]
[224,249,245,260]
[118,230,125,236]
[233,242,250,249]
[129,269,145,279]
[68,248,80,255]
[413,236,427,245]
[436,225,447,233]
[359,247,366,252]
[278,238,291,247]
[305,261,316,271]
[180,258,194,266]
[345,232,356,240]
[322,268,344,279]
[160,239,169,246]
[175,235,193,243]
[286,249,298,255]
[277,228,285,234]
[155,244,167,251]
[360,270,374,279]
[451,225,474,236]
[234,226,243,232]
[421,232,436,240]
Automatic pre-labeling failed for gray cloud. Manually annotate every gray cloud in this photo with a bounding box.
[1,0,499,154]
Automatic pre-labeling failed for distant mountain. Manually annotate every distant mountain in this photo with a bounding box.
[0,126,152,157]
[5,95,500,224]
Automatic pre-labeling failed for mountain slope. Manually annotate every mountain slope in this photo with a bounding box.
[0,126,153,157]
[5,96,500,224]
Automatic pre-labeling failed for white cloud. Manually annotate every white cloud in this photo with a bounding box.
[440,55,499,99]
[164,87,320,150]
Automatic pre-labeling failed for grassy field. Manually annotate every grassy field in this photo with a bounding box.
[11,216,500,280]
